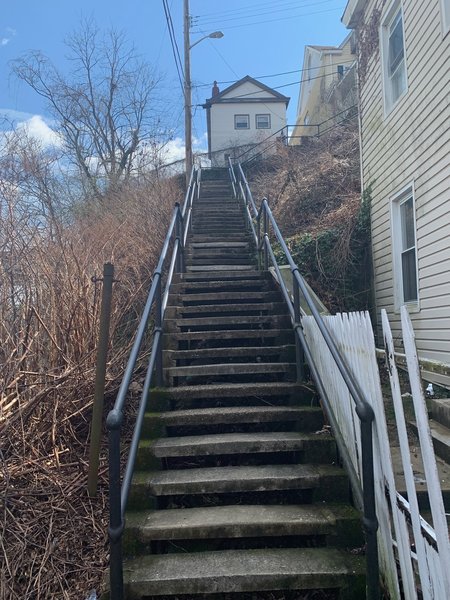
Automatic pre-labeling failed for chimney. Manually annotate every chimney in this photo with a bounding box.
[212,80,220,98]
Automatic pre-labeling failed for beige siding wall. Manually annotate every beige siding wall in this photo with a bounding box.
[358,0,450,375]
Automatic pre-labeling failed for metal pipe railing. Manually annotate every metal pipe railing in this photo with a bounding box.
[106,166,198,600]
[230,162,380,600]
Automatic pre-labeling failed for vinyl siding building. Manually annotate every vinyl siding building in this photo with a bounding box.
[291,36,356,142]
[203,76,289,166]
[343,0,450,386]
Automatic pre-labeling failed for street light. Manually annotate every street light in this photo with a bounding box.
[190,31,224,50]
[184,0,223,183]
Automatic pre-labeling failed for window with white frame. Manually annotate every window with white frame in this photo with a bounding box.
[382,2,407,113]
[392,186,418,306]
[234,114,250,129]
[256,114,271,129]
[441,0,450,34]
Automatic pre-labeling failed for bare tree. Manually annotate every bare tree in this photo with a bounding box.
[12,21,167,198]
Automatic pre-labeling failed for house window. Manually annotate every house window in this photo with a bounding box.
[392,186,418,306]
[382,2,407,113]
[256,114,271,129]
[234,114,250,129]
[441,0,450,35]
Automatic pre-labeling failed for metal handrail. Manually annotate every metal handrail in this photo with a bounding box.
[231,162,380,600]
[106,166,199,600]
[234,106,359,166]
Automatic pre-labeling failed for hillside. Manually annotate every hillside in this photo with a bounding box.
[247,124,371,313]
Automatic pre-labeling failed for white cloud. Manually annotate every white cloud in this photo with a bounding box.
[0,111,63,149]
[1,27,16,47]
[157,134,208,165]
[17,115,63,148]
[161,137,186,164]
[0,108,35,124]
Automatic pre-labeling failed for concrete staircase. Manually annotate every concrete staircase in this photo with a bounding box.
[123,169,366,599]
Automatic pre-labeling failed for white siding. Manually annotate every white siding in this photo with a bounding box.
[356,0,450,380]
[209,84,287,164]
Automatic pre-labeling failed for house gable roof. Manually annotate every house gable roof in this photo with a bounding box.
[203,75,290,108]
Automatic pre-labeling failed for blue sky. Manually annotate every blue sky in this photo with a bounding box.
[0,0,349,160]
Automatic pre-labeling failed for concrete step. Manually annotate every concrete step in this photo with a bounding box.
[168,302,286,317]
[143,408,323,439]
[129,463,349,501]
[148,405,322,430]
[167,314,291,332]
[137,432,335,465]
[192,211,242,218]
[123,547,365,598]
[125,503,361,546]
[192,218,245,225]
[187,249,252,258]
[165,361,295,383]
[163,328,294,349]
[188,237,250,244]
[164,344,294,364]
[174,291,281,305]
[188,246,250,254]
[430,398,450,429]
[190,241,249,249]
[186,258,254,267]
[150,381,314,409]
[410,418,450,463]
[165,362,296,386]
[186,264,256,273]
[174,269,269,282]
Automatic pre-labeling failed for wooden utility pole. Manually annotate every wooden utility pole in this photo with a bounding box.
[183,0,193,185]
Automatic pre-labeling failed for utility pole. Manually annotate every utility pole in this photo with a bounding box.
[183,0,193,185]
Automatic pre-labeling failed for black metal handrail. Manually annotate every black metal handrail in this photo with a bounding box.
[235,106,358,166]
[106,166,200,600]
[231,161,380,600]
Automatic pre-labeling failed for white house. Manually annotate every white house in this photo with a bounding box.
[202,76,289,166]
[342,0,450,386]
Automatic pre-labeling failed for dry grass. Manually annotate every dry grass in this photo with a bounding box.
[246,125,369,312]
[249,125,361,238]
[0,133,182,599]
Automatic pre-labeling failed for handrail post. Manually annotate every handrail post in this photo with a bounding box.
[107,410,124,600]
[155,274,164,387]
[257,212,262,270]
[360,417,380,600]
[175,202,185,274]
[263,206,269,271]
[292,270,305,381]
[88,262,115,497]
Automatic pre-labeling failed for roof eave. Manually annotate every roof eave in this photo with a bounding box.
[342,0,367,28]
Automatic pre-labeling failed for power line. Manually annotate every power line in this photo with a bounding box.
[193,61,355,90]
[162,0,185,93]
[193,65,356,105]
[198,29,239,79]
[195,0,332,20]
[192,6,345,32]
[195,0,335,27]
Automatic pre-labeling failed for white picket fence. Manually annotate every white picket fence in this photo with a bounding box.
[302,308,450,599]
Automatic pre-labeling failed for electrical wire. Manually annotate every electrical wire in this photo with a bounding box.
[193,67,356,107]
[197,0,323,20]
[192,6,345,32]
[162,0,185,93]
[193,60,355,89]
[195,0,335,27]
